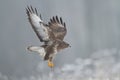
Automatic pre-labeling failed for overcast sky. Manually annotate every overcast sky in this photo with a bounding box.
[0,0,120,80]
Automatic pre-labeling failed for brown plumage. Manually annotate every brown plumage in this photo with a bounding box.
[48,16,67,40]
[43,40,70,61]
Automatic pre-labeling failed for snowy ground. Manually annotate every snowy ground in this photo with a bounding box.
[1,48,120,80]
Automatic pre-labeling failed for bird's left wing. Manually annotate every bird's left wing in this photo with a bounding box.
[48,16,67,40]
[26,6,49,42]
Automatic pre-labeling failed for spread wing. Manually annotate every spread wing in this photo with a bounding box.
[26,6,49,42]
[48,16,67,40]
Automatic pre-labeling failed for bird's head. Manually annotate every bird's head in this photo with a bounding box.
[57,41,70,51]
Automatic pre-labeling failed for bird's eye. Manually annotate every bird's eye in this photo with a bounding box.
[39,22,42,24]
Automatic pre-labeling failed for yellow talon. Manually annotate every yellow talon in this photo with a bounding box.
[48,60,54,68]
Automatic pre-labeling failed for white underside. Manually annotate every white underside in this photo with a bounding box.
[30,13,49,41]
[27,46,46,58]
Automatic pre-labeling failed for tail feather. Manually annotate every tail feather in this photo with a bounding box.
[27,46,46,58]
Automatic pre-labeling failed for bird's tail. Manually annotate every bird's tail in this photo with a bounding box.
[27,46,46,58]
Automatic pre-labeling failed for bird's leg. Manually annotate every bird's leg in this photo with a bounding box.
[48,59,54,68]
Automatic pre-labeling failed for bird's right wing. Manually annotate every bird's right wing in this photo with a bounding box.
[26,6,49,42]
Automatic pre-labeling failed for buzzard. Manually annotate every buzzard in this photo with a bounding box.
[26,6,70,68]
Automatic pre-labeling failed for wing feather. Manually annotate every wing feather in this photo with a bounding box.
[56,16,60,23]
[26,6,49,42]
[34,8,38,16]
[60,17,63,24]
[48,16,67,40]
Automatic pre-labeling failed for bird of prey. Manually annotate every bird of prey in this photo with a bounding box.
[26,6,70,68]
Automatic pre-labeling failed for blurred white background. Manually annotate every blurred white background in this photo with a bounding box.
[0,0,120,80]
